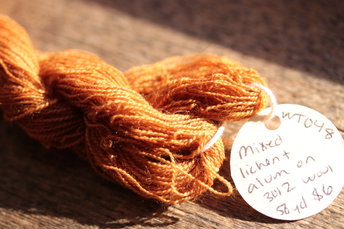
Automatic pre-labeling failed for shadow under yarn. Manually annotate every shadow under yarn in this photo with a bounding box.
[0,115,178,228]
[194,150,287,224]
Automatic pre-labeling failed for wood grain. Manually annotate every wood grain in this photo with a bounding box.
[0,0,343,228]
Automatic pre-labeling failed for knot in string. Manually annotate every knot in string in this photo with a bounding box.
[0,15,268,204]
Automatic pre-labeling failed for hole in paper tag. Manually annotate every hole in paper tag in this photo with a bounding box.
[230,104,344,220]
[264,115,281,130]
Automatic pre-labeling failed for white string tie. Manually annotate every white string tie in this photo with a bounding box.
[200,83,278,152]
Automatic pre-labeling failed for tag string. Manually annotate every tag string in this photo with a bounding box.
[201,83,278,153]
[250,83,278,122]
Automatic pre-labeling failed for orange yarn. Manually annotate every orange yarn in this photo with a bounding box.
[0,15,268,204]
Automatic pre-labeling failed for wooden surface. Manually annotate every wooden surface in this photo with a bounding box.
[0,0,343,228]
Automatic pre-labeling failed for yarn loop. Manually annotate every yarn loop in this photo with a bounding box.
[0,15,267,204]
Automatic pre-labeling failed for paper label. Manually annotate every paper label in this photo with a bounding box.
[230,104,344,220]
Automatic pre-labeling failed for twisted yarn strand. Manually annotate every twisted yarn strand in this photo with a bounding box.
[0,15,267,204]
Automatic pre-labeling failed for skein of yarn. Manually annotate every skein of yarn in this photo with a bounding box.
[0,15,267,204]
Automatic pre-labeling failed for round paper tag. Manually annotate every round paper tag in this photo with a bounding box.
[230,104,344,220]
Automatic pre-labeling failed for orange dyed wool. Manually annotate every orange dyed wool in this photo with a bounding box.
[0,15,267,204]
